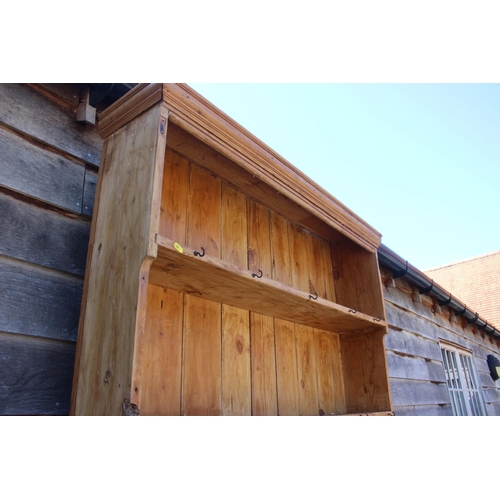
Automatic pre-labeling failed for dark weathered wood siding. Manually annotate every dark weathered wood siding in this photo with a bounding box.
[381,268,500,416]
[0,83,101,415]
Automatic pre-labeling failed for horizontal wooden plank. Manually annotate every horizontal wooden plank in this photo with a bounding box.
[150,237,385,333]
[0,125,86,213]
[0,191,90,276]
[0,332,75,415]
[0,257,83,342]
[485,401,500,416]
[481,387,500,404]
[82,167,98,216]
[386,350,446,383]
[385,328,443,362]
[0,83,102,166]
[385,301,453,342]
[389,377,450,407]
[393,404,453,416]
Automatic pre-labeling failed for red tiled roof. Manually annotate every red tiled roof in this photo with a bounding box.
[425,250,500,329]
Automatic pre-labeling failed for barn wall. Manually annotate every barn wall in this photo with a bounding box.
[0,84,101,415]
[381,267,500,416]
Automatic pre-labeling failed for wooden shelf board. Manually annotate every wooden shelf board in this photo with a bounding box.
[149,236,387,334]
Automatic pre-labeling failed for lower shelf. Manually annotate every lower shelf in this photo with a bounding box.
[149,236,387,334]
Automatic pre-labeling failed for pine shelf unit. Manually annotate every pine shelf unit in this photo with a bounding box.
[71,84,393,416]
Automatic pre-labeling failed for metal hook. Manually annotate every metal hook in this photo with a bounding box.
[373,316,381,322]
[309,292,318,300]
[252,270,263,279]
[348,307,357,314]
[193,247,205,257]
[438,293,453,307]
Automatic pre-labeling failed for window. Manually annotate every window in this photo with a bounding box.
[440,341,487,416]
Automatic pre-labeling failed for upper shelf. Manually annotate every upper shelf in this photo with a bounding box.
[149,236,387,334]
[98,83,381,253]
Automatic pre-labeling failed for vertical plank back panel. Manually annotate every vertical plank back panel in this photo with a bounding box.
[183,163,222,416]
[295,324,319,415]
[320,239,336,302]
[275,319,300,415]
[140,285,183,415]
[313,329,343,415]
[270,212,292,287]
[221,185,251,415]
[247,199,277,415]
[288,222,311,293]
[330,332,347,414]
[159,148,189,243]
[140,149,189,415]
[250,314,278,415]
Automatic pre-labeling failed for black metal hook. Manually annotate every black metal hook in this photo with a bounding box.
[454,305,467,317]
[252,270,263,279]
[193,247,205,257]
[309,292,318,300]
[348,307,357,314]
[373,316,381,322]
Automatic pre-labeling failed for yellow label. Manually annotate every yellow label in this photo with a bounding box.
[174,242,184,253]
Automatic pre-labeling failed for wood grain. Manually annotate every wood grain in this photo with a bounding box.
[183,162,222,415]
[331,239,386,318]
[221,184,251,415]
[0,332,75,415]
[295,324,319,415]
[0,84,102,167]
[0,190,90,276]
[250,314,277,415]
[140,285,183,415]
[0,125,87,214]
[72,103,167,415]
[159,148,189,243]
[0,257,83,342]
[275,319,299,415]
[150,237,384,333]
[313,330,338,416]
[82,167,98,217]
[247,199,278,415]
[341,329,392,413]
[182,295,222,416]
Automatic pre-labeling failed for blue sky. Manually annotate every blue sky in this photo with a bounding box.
[189,84,500,271]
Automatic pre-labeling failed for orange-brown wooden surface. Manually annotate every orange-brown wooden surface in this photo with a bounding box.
[221,185,251,415]
[340,328,391,413]
[159,148,189,243]
[331,239,386,319]
[270,212,292,287]
[250,314,277,415]
[183,163,222,415]
[313,329,342,415]
[295,324,319,415]
[140,285,183,415]
[247,198,276,415]
[275,319,300,415]
[330,332,347,414]
[183,294,222,415]
[73,103,166,415]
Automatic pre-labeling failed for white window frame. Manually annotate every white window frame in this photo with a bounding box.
[440,340,487,416]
